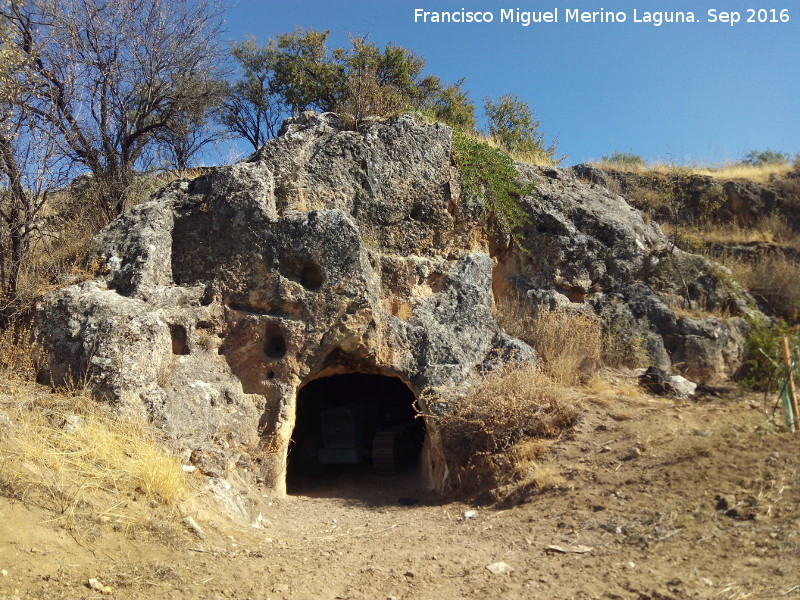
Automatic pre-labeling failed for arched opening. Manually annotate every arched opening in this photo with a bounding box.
[287,373,426,497]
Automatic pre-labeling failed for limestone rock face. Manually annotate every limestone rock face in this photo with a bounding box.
[493,165,757,382]
[34,113,528,493]
[573,163,800,233]
[34,113,759,494]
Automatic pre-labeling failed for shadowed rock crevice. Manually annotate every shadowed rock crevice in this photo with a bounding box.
[169,324,190,355]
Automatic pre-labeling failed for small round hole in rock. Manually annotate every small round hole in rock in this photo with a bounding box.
[200,286,215,306]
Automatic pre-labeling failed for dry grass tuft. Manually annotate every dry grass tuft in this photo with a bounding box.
[582,373,652,407]
[0,378,185,519]
[478,133,561,167]
[719,253,800,321]
[506,439,564,489]
[0,318,37,379]
[495,292,602,384]
[689,213,799,249]
[423,362,578,501]
[531,307,602,385]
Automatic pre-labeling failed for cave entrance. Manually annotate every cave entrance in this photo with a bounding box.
[287,373,426,498]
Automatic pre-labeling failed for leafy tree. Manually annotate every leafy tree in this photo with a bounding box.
[221,28,478,140]
[420,79,476,130]
[0,12,70,317]
[740,149,790,167]
[1,0,226,219]
[484,94,559,164]
[156,111,226,175]
[219,38,287,151]
[156,76,228,173]
[269,28,344,114]
[334,35,440,126]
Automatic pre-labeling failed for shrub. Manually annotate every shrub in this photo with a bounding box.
[484,94,560,165]
[601,152,646,169]
[422,362,577,500]
[452,130,535,248]
[738,319,798,390]
[740,149,790,167]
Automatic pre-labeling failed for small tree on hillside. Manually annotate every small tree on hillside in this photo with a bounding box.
[333,35,441,126]
[219,38,287,151]
[602,152,646,169]
[220,28,478,140]
[269,28,344,114]
[157,76,229,173]
[485,94,560,164]
[0,18,71,318]
[421,79,476,131]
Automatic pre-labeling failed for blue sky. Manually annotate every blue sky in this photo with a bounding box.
[220,1,799,166]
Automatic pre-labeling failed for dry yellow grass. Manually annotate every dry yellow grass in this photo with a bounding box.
[478,133,561,167]
[667,300,733,321]
[592,160,794,184]
[0,378,186,518]
[531,307,602,384]
[0,319,37,378]
[685,213,798,249]
[582,372,653,407]
[495,291,602,385]
[506,439,564,490]
[719,253,800,321]
[422,362,578,500]
[690,162,794,183]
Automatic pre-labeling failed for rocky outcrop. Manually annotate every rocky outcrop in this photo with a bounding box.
[495,165,757,382]
[34,113,760,496]
[574,163,800,232]
[34,113,528,494]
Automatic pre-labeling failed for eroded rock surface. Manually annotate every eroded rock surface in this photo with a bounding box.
[35,114,527,494]
[34,112,759,495]
[496,164,758,382]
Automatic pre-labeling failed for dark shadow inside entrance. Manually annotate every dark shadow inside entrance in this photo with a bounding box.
[287,373,426,502]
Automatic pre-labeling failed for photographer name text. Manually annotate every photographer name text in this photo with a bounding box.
[413,8,791,27]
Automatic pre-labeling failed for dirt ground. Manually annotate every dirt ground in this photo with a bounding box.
[1,381,799,600]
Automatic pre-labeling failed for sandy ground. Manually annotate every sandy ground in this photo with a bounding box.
[1,383,799,600]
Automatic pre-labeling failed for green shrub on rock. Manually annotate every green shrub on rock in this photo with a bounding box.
[452,129,535,248]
